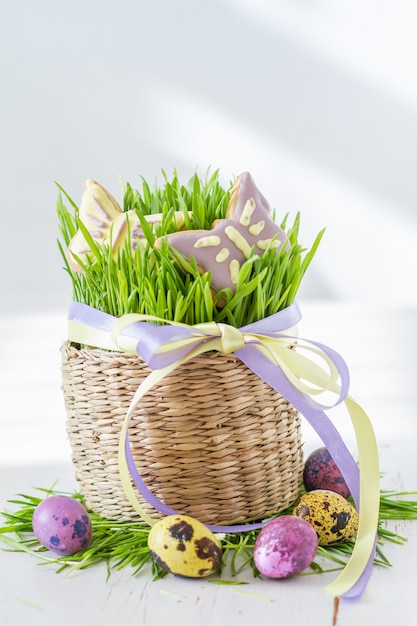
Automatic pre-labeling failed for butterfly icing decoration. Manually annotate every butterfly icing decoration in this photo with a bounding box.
[156,172,287,293]
[67,179,188,272]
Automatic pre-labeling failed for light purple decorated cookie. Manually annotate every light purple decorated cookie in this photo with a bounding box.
[158,172,287,292]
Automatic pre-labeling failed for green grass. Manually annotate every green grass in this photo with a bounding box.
[1,487,416,581]
[57,170,324,326]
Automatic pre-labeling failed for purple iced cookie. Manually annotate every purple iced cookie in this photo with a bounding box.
[160,172,287,292]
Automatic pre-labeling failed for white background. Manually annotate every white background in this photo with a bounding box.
[1,4,417,624]
[1,0,417,312]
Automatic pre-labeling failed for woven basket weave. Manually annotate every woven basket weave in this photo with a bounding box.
[61,341,304,525]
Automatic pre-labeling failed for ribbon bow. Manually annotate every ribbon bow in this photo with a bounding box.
[68,301,379,599]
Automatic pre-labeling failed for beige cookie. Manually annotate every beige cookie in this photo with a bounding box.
[67,179,190,272]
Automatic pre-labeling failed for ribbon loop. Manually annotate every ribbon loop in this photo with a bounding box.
[67,301,379,600]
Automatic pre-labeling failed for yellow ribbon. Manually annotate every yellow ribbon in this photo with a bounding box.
[68,309,380,598]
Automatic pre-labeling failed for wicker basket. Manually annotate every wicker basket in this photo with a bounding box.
[61,341,304,525]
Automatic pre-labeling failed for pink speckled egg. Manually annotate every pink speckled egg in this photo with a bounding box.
[303,447,350,499]
[32,495,92,556]
[253,516,318,578]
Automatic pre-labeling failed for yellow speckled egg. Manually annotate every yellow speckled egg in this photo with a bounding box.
[148,514,222,577]
[293,490,359,545]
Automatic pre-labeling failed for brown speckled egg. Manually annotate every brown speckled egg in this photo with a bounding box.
[148,514,222,577]
[293,490,359,545]
[303,447,350,499]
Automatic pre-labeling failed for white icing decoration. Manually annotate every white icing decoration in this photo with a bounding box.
[239,198,256,226]
[256,238,281,250]
[215,247,230,263]
[194,235,221,248]
[229,259,240,285]
[248,220,265,236]
[225,226,251,258]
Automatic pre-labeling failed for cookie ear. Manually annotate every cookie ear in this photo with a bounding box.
[67,179,125,272]
[80,179,122,221]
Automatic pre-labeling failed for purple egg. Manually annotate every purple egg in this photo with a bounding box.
[253,516,318,579]
[32,495,92,556]
[303,447,350,499]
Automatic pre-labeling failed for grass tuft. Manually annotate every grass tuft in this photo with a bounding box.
[1,487,416,581]
[56,170,324,326]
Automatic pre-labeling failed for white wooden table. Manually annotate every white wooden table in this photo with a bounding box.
[1,302,416,626]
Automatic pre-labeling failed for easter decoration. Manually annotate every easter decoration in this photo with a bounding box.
[32,495,92,556]
[1,170,417,598]
[303,447,351,499]
[253,516,319,579]
[147,514,223,578]
[293,491,359,546]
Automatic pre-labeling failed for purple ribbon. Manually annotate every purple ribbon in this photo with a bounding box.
[68,301,375,597]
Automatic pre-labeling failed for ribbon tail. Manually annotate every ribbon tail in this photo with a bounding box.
[237,346,379,599]
[325,396,380,599]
